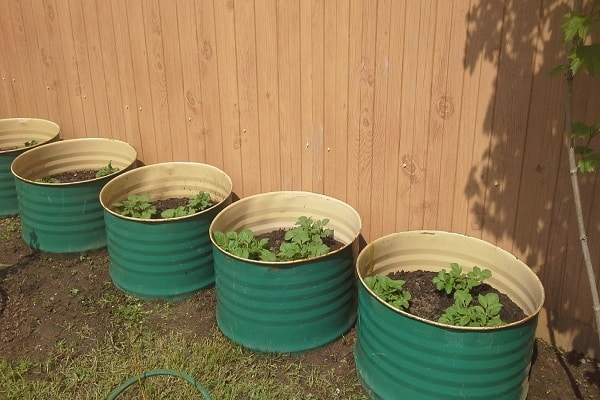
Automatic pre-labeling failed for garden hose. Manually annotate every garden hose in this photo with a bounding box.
[107,368,212,400]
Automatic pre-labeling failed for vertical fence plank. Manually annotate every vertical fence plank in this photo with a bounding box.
[68,0,101,137]
[125,0,158,163]
[0,17,15,117]
[143,0,173,161]
[346,0,362,215]
[111,0,143,155]
[381,0,405,236]
[394,1,418,231]
[177,0,205,162]
[357,0,376,239]
[53,0,87,138]
[195,0,224,170]
[311,0,324,193]
[40,0,75,136]
[255,0,281,193]
[277,0,302,190]
[94,0,127,142]
[214,0,243,192]
[408,1,435,230]
[430,0,466,232]
[299,0,315,192]
[369,0,391,241]
[235,0,262,196]
[80,0,112,139]
[322,0,335,198]
[159,0,189,162]
[331,0,350,203]
[423,0,448,230]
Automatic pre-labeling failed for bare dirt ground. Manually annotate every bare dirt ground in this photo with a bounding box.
[0,214,599,399]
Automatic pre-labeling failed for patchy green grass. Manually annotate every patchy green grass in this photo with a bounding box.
[0,327,366,400]
[0,216,20,242]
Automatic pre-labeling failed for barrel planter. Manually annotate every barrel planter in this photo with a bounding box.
[99,162,233,302]
[354,231,545,400]
[0,118,60,216]
[11,138,137,252]
[209,191,362,353]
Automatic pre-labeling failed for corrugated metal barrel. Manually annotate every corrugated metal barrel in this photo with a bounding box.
[209,191,362,353]
[11,138,137,252]
[0,118,60,216]
[354,231,545,400]
[99,162,233,302]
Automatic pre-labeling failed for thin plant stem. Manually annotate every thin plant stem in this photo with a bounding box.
[565,0,600,349]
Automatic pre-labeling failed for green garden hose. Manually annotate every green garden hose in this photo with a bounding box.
[107,369,212,399]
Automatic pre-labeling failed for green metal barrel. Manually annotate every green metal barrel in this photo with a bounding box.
[209,191,362,353]
[11,138,137,252]
[0,118,60,216]
[354,231,545,400]
[100,162,233,302]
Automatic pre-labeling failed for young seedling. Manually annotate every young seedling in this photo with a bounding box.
[160,206,192,219]
[432,262,505,327]
[160,191,213,218]
[432,263,492,294]
[278,216,333,261]
[212,229,277,261]
[364,274,411,311]
[113,194,157,219]
[35,176,60,183]
[438,290,505,327]
[96,161,120,178]
[188,191,212,212]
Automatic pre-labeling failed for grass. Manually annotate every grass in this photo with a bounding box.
[0,325,366,399]
[0,216,20,241]
[0,264,365,397]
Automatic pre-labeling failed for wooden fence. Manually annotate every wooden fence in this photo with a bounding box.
[1,0,599,357]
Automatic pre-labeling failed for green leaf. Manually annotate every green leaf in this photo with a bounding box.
[188,191,212,212]
[562,12,593,42]
[238,229,255,244]
[365,274,411,311]
[161,206,192,219]
[96,161,120,178]
[578,154,600,173]
[112,194,157,219]
[259,249,277,262]
[571,122,600,139]
[212,231,228,247]
[573,44,600,76]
